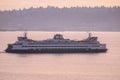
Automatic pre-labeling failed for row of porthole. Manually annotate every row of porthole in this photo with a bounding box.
[21,46,97,47]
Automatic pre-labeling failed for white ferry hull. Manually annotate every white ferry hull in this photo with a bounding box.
[5,33,107,53]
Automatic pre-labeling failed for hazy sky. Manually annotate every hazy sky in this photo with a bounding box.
[0,0,120,10]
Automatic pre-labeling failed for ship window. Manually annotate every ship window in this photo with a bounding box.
[22,46,90,47]
[14,43,22,45]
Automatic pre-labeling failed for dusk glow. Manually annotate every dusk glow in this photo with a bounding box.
[0,0,120,10]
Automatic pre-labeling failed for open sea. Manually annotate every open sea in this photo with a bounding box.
[0,31,120,80]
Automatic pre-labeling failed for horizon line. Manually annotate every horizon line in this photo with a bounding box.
[1,5,120,12]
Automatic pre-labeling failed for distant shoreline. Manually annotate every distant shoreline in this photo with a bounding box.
[0,7,120,31]
[0,6,120,12]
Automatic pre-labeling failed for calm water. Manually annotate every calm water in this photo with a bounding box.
[0,31,120,80]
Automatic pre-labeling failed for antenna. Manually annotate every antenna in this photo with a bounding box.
[24,30,27,38]
[89,32,91,38]
[87,32,92,38]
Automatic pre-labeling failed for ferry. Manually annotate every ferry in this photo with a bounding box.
[5,32,107,53]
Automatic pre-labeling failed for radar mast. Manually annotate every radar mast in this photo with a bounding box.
[24,30,27,38]
[89,32,91,38]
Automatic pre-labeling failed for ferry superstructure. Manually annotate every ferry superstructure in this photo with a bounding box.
[5,32,107,53]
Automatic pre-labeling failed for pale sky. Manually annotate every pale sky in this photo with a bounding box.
[0,0,120,10]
